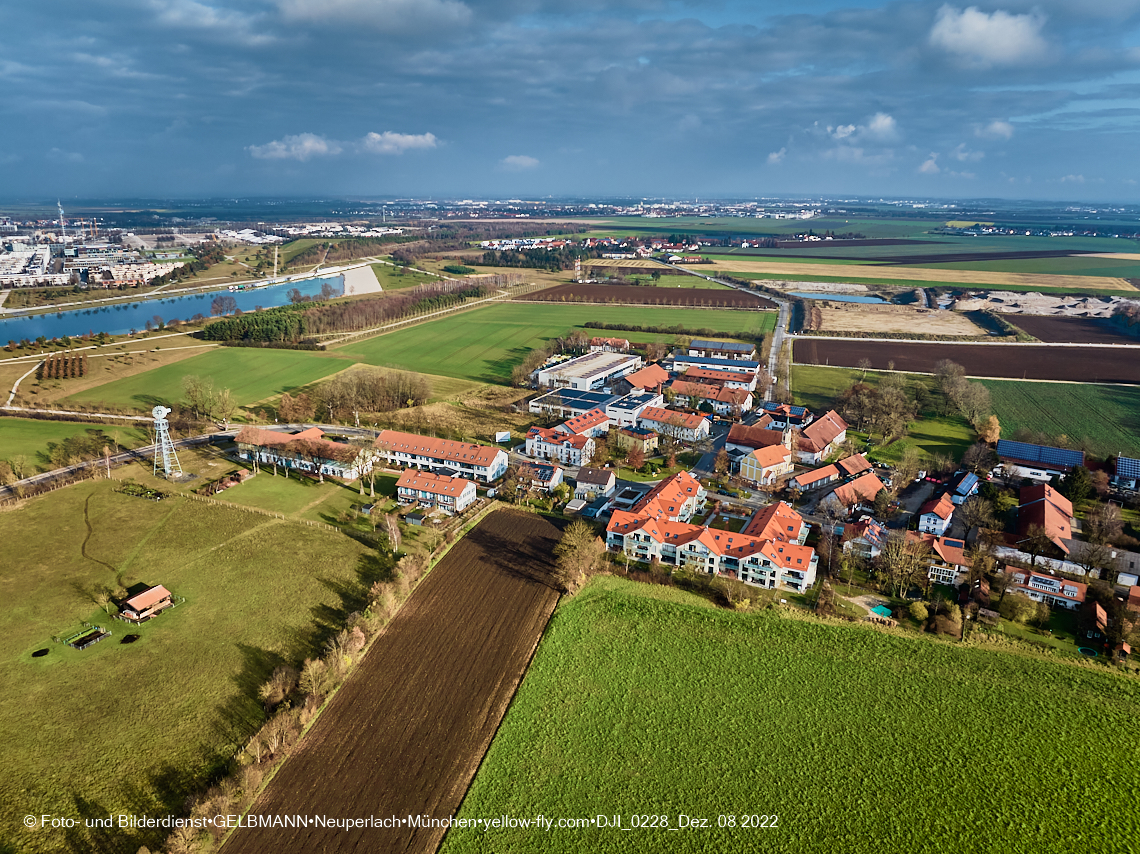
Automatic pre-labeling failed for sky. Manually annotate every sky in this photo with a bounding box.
[3,0,1140,202]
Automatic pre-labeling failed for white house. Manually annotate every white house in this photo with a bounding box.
[605,390,664,429]
[525,426,595,466]
[1005,566,1087,610]
[637,406,710,443]
[374,430,509,483]
[574,467,617,501]
[396,470,478,514]
[918,493,955,536]
[739,444,794,486]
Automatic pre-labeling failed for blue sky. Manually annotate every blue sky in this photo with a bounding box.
[3,0,1140,201]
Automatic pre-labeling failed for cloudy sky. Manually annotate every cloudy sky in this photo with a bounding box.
[3,0,1140,201]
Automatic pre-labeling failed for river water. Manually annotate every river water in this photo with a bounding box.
[0,275,344,342]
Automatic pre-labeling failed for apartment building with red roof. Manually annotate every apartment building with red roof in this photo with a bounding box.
[374,430,509,482]
[525,426,595,466]
[396,470,478,514]
[637,406,711,442]
[1005,565,1087,610]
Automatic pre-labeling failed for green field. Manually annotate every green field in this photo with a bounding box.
[922,255,1140,278]
[791,364,974,462]
[444,577,1140,854]
[981,379,1140,458]
[369,262,442,291]
[335,302,775,384]
[0,417,147,471]
[219,469,398,523]
[1,479,373,854]
[64,348,355,412]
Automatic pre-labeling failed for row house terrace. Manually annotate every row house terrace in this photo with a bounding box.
[374,430,509,483]
[396,470,478,514]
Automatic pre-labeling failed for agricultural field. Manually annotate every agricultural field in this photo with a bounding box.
[334,302,775,384]
[443,576,1140,854]
[64,347,356,413]
[1005,315,1137,344]
[0,417,147,472]
[685,259,1137,292]
[222,509,563,854]
[810,302,984,336]
[522,282,776,309]
[919,254,1140,279]
[980,379,1140,459]
[1,478,373,854]
[368,262,442,291]
[793,339,1140,384]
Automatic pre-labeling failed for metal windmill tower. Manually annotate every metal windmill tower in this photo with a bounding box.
[152,405,183,479]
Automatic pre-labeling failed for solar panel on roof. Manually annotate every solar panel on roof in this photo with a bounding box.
[1117,456,1140,479]
[997,439,1083,468]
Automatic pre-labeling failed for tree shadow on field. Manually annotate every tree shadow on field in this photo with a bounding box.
[462,519,564,589]
[210,643,285,747]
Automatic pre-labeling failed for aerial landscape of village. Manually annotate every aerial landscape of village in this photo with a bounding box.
[3,1,1140,853]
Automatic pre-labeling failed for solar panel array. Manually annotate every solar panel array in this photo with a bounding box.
[996,439,1084,469]
[761,401,808,417]
[1117,455,1140,480]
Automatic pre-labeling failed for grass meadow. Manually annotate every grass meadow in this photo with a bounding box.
[790,364,974,462]
[1,478,374,854]
[980,378,1140,458]
[0,417,147,471]
[64,348,356,412]
[444,576,1140,854]
[334,302,775,384]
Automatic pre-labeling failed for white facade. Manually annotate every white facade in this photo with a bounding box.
[606,391,664,428]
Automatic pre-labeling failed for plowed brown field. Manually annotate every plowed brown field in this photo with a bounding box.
[794,339,1140,383]
[521,282,776,308]
[222,510,563,854]
[1007,315,1138,345]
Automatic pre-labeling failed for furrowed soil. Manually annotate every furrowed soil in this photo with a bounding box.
[222,510,562,854]
[521,282,776,309]
[794,339,1140,383]
[814,303,984,336]
[1005,315,1139,344]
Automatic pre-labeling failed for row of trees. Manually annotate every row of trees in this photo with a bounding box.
[37,353,88,380]
[284,236,421,269]
[182,375,239,427]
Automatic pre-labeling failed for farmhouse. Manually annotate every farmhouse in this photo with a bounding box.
[374,430,509,483]
[836,454,872,478]
[637,406,710,443]
[668,380,754,416]
[918,493,955,536]
[831,472,887,515]
[235,426,367,481]
[589,336,630,352]
[1005,566,1087,610]
[1018,484,1074,554]
[740,443,794,486]
[396,470,478,514]
[528,388,618,419]
[687,339,757,361]
[912,534,969,586]
[797,410,848,464]
[612,426,659,455]
[605,390,665,428]
[612,363,670,394]
[536,351,642,391]
[525,426,595,466]
[119,585,175,623]
[727,423,792,454]
[997,439,1085,482]
[574,467,616,502]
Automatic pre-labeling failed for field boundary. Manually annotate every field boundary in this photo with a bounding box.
[793,333,1140,348]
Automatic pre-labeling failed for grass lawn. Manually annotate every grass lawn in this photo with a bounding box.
[334,302,775,384]
[0,417,147,471]
[443,576,1140,854]
[980,379,1140,459]
[0,479,375,854]
[369,262,441,291]
[218,468,398,525]
[64,347,355,413]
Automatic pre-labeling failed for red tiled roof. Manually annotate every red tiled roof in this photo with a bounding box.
[669,381,750,405]
[376,430,504,467]
[748,444,791,469]
[639,406,707,431]
[794,464,839,486]
[622,364,670,390]
[123,585,172,612]
[920,493,955,521]
[801,409,847,451]
[1018,484,1073,550]
[396,469,475,497]
[682,367,755,385]
[633,471,704,519]
[742,501,805,543]
[837,454,872,476]
[727,423,786,449]
[834,472,887,508]
[560,408,608,434]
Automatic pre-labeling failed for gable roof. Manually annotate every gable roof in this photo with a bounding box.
[794,464,839,486]
[748,444,792,469]
[742,501,805,543]
[639,406,708,431]
[559,407,608,434]
[727,423,786,450]
[997,439,1084,471]
[801,409,848,451]
[915,533,969,567]
[834,472,887,508]
[396,469,475,497]
[919,492,955,521]
[123,585,172,612]
[375,430,504,468]
[576,466,615,486]
[621,363,670,390]
[1018,484,1073,550]
[836,454,872,477]
[669,381,750,405]
[690,339,755,354]
[633,471,704,519]
[682,367,756,385]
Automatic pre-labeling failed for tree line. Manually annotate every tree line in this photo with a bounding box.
[37,353,88,380]
[274,368,433,425]
[284,236,421,269]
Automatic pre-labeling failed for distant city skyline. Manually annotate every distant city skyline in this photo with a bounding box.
[3,1,1140,202]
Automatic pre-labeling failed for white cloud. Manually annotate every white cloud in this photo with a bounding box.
[278,0,472,32]
[950,143,984,162]
[930,5,1048,68]
[501,154,540,171]
[976,120,1015,140]
[831,124,856,139]
[360,131,438,155]
[767,147,786,164]
[1060,174,1085,183]
[247,133,341,161]
[864,112,898,141]
[919,154,940,174]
